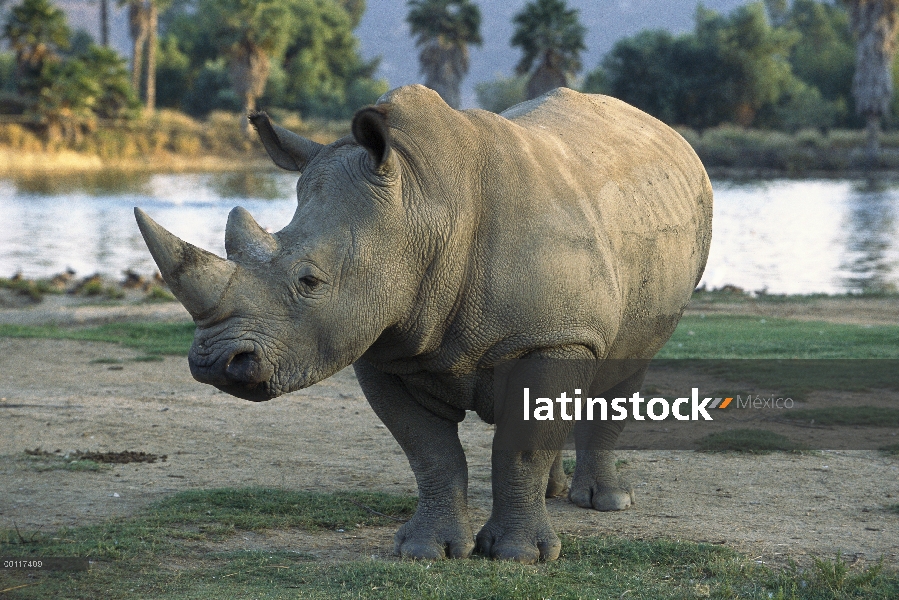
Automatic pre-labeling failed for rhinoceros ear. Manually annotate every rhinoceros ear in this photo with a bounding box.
[352,106,392,169]
[249,111,323,172]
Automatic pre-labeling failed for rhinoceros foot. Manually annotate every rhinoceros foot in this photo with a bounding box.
[393,514,474,560]
[568,480,634,511]
[475,513,561,563]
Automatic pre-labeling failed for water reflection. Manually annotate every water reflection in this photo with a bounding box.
[837,180,898,293]
[0,171,298,279]
[3,174,899,294]
[9,171,154,196]
[209,172,287,200]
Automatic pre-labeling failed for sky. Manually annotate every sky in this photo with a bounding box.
[58,0,754,108]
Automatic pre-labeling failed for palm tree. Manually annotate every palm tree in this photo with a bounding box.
[844,0,899,166]
[199,0,295,132]
[145,1,159,111]
[99,0,109,46]
[123,0,169,112]
[406,0,482,109]
[127,0,150,100]
[3,0,70,93]
[511,0,586,100]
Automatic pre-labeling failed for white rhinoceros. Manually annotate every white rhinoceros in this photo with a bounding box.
[135,84,712,563]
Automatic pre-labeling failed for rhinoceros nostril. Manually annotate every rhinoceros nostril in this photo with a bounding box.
[226,351,266,384]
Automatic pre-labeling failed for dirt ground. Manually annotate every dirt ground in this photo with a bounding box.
[1,296,898,569]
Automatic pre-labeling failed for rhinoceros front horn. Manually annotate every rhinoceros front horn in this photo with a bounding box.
[134,208,236,319]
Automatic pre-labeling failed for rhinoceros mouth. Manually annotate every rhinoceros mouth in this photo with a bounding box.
[212,382,278,402]
[188,333,281,398]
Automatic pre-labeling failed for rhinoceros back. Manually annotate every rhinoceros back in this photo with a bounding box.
[491,88,713,360]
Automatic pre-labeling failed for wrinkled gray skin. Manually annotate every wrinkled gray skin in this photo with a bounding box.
[135,85,713,564]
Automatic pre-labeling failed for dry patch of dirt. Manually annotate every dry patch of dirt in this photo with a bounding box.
[1,299,899,570]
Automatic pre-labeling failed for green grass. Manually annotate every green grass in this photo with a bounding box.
[143,285,177,302]
[1,488,416,562]
[655,316,899,398]
[696,428,808,454]
[1,315,896,361]
[0,322,194,356]
[780,407,899,427]
[0,276,62,301]
[0,313,889,361]
[1,489,894,599]
[659,315,899,359]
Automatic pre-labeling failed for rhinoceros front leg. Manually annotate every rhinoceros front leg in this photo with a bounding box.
[569,366,647,511]
[353,359,474,560]
[476,350,593,563]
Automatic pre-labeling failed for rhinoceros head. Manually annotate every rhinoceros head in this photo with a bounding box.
[135,104,421,401]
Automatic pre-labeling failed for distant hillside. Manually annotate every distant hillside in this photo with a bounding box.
[53,0,753,108]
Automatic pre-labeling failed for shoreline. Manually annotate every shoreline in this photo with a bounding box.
[3,283,898,328]
[0,147,275,176]
[3,149,899,180]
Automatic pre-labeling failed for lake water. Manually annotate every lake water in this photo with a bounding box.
[1,172,898,295]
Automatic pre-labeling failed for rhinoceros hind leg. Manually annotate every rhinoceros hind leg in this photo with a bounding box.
[545,451,568,498]
[569,468,634,511]
[569,365,647,511]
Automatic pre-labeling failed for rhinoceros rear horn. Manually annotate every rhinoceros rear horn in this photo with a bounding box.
[352,106,392,169]
[134,208,236,319]
[225,206,278,262]
[248,111,323,173]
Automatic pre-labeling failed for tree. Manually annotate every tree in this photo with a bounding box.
[843,0,899,165]
[592,2,813,130]
[338,0,365,27]
[475,74,526,113]
[787,0,855,116]
[79,44,139,120]
[122,0,170,112]
[406,0,482,109]
[277,0,387,118]
[163,0,383,118]
[126,1,149,98]
[510,0,586,100]
[1,0,136,137]
[765,0,789,27]
[3,0,70,94]
[100,0,109,46]
[695,3,799,126]
[196,0,295,130]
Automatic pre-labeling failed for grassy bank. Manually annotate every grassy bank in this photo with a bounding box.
[678,126,899,176]
[0,110,350,175]
[1,488,894,599]
[0,109,890,176]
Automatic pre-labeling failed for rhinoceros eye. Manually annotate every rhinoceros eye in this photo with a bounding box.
[292,263,326,298]
[299,275,322,289]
